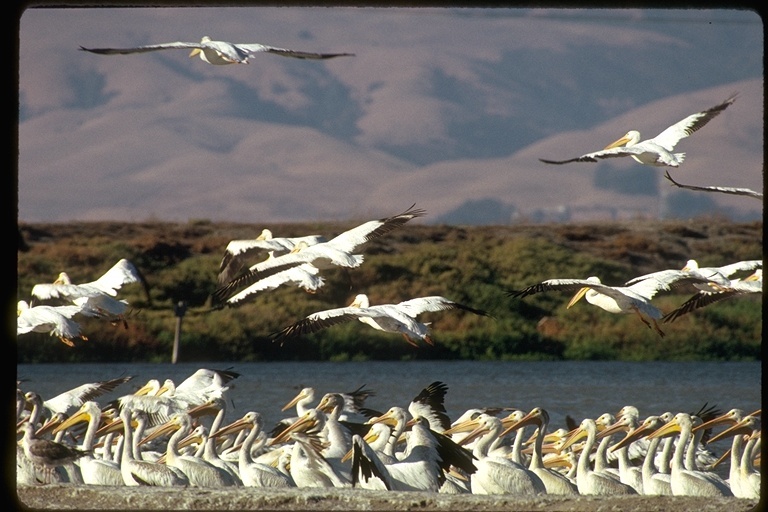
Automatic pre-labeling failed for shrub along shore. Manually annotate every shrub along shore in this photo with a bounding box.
[16,218,762,363]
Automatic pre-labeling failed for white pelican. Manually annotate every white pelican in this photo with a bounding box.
[664,170,763,199]
[706,414,761,499]
[51,401,124,485]
[213,205,425,301]
[509,276,670,337]
[38,375,134,420]
[663,269,762,322]
[211,411,295,487]
[408,381,452,433]
[455,413,546,495]
[626,259,762,293]
[80,36,354,65]
[218,229,326,285]
[271,293,490,347]
[596,414,644,493]
[116,406,189,486]
[500,407,578,495]
[559,418,637,495]
[30,258,148,304]
[17,300,88,347]
[147,412,239,487]
[351,416,476,492]
[540,93,738,167]
[218,260,325,306]
[610,415,672,495]
[646,412,733,496]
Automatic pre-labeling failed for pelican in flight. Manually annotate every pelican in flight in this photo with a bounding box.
[664,170,763,200]
[662,269,762,323]
[30,258,149,326]
[270,293,491,347]
[212,205,425,303]
[508,276,675,337]
[218,229,326,286]
[626,259,762,293]
[17,300,89,347]
[540,93,738,167]
[80,36,354,65]
[219,259,325,307]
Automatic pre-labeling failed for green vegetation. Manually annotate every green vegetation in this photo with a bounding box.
[16,218,762,363]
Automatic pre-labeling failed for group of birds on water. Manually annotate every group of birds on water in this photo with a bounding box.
[16,368,760,499]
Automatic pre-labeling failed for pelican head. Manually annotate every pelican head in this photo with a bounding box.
[681,259,699,272]
[604,130,640,150]
[567,276,601,309]
[349,294,370,308]
[54,272,72,285]
[256,228,273,241]
[189,36,212,58]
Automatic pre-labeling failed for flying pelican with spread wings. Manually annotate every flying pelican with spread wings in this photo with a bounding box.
[271,293,491,347]
[80,36,354,65]
[540,94,738,167]
[509,276,680,337]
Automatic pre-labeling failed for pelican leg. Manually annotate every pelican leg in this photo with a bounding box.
[401,333,420,347]
[57,337,76,347]
[651,319,665,338]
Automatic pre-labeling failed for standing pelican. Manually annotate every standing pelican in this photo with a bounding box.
[539,93,738,167]
[80,36,354,64]
[610,415,673,495]
[559,418,637,495]
[51,401,123,485]
[647,412,733,496]
[271,293,490,347]
[509,276,671,337]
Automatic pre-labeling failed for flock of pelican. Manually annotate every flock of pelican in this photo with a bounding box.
[16,371,760,499]
[17,258,149,346]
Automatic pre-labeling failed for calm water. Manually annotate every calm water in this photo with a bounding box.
[17,360,760,437]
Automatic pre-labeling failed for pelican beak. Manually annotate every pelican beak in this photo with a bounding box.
[500,410,538,439]
[139,418,180,446]
[596,419,628,440]
[187,400,220,420]
[282,389,309,412]
[647,418,681,440]
[707,417,755,444]
[559,425,587,453]
[367,410,399,428]
[189,48,202,58]
[456,422,491,447]
[211,416,252,439]
[269,413,317,446]
[53,409,91,435]
[443,416,483,437]
[133,381,158,396]
[604,134,632,150]
[566,287,590,309]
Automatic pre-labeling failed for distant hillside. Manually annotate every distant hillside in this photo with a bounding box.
[17,218,763,363]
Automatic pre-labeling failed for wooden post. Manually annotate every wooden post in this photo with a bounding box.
[172,300,187,364]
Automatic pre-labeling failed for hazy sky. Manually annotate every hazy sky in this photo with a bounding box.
[16,6,763,224]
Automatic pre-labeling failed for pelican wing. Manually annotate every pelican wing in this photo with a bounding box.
[663,280,762,323]
[79,41,203,55]
[244,44,355,60]
[270,306,369,341]
[224,264,324,306]
[508,278,599,298]
[539,145,648,165]
[395,296,491,319]
[664,171,762,199]
[325,203,426,252]
[650,93,738,151]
